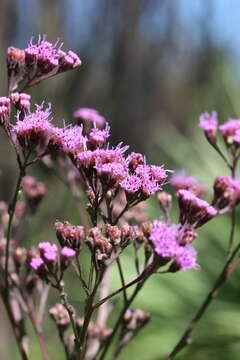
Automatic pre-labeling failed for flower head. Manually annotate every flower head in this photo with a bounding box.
[38,242,58,262]
[198,111,218,143]
[88,125,110,148]
[61,247,76,258]
[73,108,106,128]
[213,175,240,212]
[177,189,217,228]
[150,221,198,271]
[219,118,240,145]
[12,104,52,148]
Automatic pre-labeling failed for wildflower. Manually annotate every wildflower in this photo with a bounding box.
[88,126,110,148]
[177,189,217,228]
[149,221,198,271]
[30,257,47,278]
[95,162,127,187]
[38,242,58,262]
[198,111,218,144]
[25,37,81,74]
[55,220,85,249]
[11,92,31,111]
[219,118,240,145]
[61,247,76,258]
[73,107,106,128]
[7,36,81,91]
[170,170,206,197]
[49,125,86,155]
[60,247,76,270]
[213,175,240,212]
[12,104,52,149]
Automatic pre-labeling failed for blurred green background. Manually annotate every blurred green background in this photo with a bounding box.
[1,1,240,359]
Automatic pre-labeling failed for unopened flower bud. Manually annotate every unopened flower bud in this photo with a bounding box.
[49,303,70,330]
[198,111,218,145]
[157,191,172,216]
[13,247,27,268]
[55,220,84,250]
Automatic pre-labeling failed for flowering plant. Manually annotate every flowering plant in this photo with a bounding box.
[0,36,240,360]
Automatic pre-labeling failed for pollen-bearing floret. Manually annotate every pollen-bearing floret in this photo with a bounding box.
[12,104,52,149]
[149,221,198,271]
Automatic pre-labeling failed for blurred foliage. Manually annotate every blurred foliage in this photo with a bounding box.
[0,1,240,359]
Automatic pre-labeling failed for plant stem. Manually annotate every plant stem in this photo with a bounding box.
[1,292,29,360]
[116,258,128,305]
[165,240,240,360]
[98,277,148,360]
[79,271,104,359]
[5,164,25,292]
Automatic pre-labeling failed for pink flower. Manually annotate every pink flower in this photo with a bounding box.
[61,247,76,258]
[73,108,106,127]
[38,242,58,262]
[30,257,44,271]
[25,36,81,74]
[12,104,52,148]
[198,111,218,141]
[150,221,198,271]
[219,119,240,140]
[120,175,142,194]
[88,126,110,148]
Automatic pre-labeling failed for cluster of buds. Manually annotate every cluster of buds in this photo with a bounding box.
[86,224,137,264]
[55,220,85,251]
[123,309,150,330]
[22,176,47,213]
[115,309,150,356]
[7,36,81,91]
[49,303,70,331]
[30,242,76,279]
[11,92,31,112]
[213,175,240,213]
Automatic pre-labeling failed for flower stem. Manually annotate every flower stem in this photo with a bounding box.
[165,240,240,360]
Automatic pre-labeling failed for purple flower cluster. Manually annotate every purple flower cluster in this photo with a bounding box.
[12,104,52,148]
[7,36,81,91]
[150,221,198,271]
[30,242,76,275]
[25,37,81,74]
[199,111,240,147]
